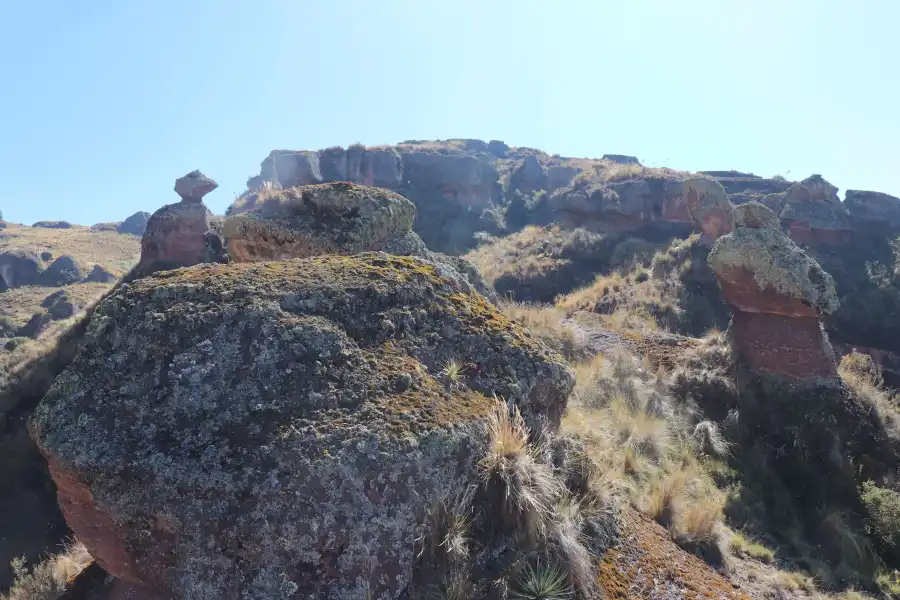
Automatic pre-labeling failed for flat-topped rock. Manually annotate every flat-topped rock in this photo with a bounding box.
[845,189,900,229]
[780,174,851,244]
[173,170,218,202]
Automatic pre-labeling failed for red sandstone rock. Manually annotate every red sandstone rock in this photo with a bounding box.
[708,202,840,381]
[683,178,733,241]
[132,201,224,278]
[730,311,838,382]
[779,174,852,245]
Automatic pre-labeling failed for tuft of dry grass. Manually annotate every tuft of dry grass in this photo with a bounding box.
[498,302,584,362]
[0,223,139,274]
[838,353,900,440]
[479,399,562,542]
[2,542,92,600]
[729,531,776,564]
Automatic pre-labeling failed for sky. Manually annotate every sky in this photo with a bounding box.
[0,0,897,225]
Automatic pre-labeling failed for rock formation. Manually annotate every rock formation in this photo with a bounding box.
[43,255,85,286]
[131,171,226,279]
[682,177,733,242]
[117,211,151,236]
[173,170,218,202]
[0,250,43,291]
[602,154,640,164]
[779,175,852,244]
[32,221,73,229]
[701,171,793,206]
[845,189,900,230]
[708,202,840,381]
[30,253,573,600]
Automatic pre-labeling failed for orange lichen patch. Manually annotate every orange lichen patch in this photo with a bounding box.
[599,507,749,600]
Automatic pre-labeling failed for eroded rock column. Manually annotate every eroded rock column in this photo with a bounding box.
[708,202,840,382]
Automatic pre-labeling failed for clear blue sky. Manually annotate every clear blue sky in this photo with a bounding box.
[1,0,897,225]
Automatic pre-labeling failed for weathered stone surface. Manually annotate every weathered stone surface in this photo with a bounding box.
[550,177,689,233]
[731,201,779,230]
[131,201,225,279]
[399,148,500,211]
[508,155,547,195]
[258,150,323,189]
[761,192,788,215]
[683,178,733,241]
[709,228,838,317]
[31,254,573,600]
[0,250,43,291]
[173,171,218,202]
[546,165,578,193]
[709,206,840,380]
[780,175,851,244]
[845,190,900,229]
[318,147,403,189]
[487,139,509,157]
[43,255,85,286]
[118,212,151,236]
[223,182,415,262]
[701,172,792,205]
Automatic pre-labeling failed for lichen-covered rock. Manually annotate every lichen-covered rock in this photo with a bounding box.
[731,201,780,230]
[84,264,118,283]
[30,254,573,600]
[41,290,76,320]
[780,175,851,244]
[708,226,838,317]
[845,189,900,229]
[223,182,415,262]
[131,201,225,279]
[683,178,733,241]
[508,155,547,195]
[709,209,840,381]
[173,171,218,202]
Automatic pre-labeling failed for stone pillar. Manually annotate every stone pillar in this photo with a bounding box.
[708,202,840,382]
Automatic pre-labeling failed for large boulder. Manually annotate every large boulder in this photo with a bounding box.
[845,190,900,230]
[41,290,76,320]
[779,175,852,244]
[132,199,225,279]
[30,253,573,600]
[708,202,839,381]
[225,182,494,299]
[682,177,733,242]
[0,250,43,291]
[43,255,85,286]
[507,155,548,195]
[118,211,152,236]
[223,182,415,262]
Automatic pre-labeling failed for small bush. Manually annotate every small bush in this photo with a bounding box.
[729,531,775,563]
[508,562,573,600]
[2,543,92,600]
[861,481,900,550]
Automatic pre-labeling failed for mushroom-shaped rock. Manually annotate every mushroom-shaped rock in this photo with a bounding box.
[131,201,225,279]
[708,209,839,381]
[173,170,218,202]
[30,253,573,600]
[780,174,851,244]
[683,178,733,242]
[223,182,415,262]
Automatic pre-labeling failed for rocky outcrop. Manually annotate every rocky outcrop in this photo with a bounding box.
[549,175,691,234]
[117,211,151,236]
[41,290,76,320]
[507,155,547,195]
[225,182,493,298]
[779,175,852,245]
[30,253,573,600]
[701,171,792,205]
[43,255,85,286]
[708,202,839,381]
[683,178,733,242]
[173,170,218,201]
[32,221,73,229]
[845,190,900,230]
[131,172,226,279]
[0,250,43,291]
[602,154,640,164]
[84,264,117,283]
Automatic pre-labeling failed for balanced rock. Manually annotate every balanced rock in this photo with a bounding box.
[708,202,840,381]
[779,174,851,244]
[683,177,734,242]
[173,170,218,202]
[30,253,573,600]
[131,182,225,279]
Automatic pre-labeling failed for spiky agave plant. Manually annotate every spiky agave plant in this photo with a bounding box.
[508,562,573,600]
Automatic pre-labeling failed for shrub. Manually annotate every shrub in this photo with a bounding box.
[729,531,775,563]
[861,481,900,550]
[2,543,92,600]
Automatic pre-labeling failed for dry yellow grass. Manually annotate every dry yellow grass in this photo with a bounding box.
[0,223,139,274]
[0,283,111,330]
[2,542,92,600]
